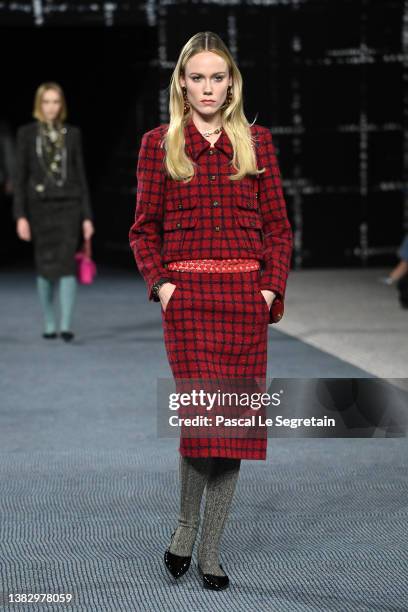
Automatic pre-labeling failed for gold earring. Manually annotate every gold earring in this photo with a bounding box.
[220,85,232,110]
[182,86,190,115]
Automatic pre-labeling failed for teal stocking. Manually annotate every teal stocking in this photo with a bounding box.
[59,275,77,333]
[36,275,56,334]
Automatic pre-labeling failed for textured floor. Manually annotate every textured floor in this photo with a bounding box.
[0,264,407,612]
[278,267,408,378]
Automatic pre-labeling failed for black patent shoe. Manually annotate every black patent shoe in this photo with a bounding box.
[42,332,57,339]
[164,531,192,579]
[60,331,74,342]
[197,563,230,590]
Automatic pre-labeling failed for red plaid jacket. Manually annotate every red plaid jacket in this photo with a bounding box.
[129,118,293,321]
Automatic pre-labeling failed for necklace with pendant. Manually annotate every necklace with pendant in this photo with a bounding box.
[201,126,223,137]
[36,122,67,188]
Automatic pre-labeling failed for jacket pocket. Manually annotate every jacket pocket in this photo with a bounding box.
[235,178,259,211]
[162,216,198,254]
[164,197,197,213]
[163,216,199,231]
[236,198,259,212]
[236,214,263,251]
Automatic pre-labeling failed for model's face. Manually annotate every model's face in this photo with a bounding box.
[180,51,232,119]
[40,89,62,122]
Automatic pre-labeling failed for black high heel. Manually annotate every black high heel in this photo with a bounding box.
[163,531,192,579]
[60,331,74,342]
[42,332,57,339]
[197,563,230,590]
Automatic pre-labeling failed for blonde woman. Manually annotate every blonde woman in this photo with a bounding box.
[129,32,293,590]
[13,82,94,341]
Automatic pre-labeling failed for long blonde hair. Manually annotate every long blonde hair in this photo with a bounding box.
[32,82,67,123]
[163,31,265,182]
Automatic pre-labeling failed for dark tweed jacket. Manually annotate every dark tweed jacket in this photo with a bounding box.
[13,121,93,222]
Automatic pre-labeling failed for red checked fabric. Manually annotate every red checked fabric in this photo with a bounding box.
[167,258,260,272]
[129,117,293,325]
[162,267,269,460]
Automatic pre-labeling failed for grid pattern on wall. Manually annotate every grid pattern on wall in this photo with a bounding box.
[0,0,406,267]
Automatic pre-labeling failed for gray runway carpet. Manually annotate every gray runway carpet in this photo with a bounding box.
[0,265,407,612]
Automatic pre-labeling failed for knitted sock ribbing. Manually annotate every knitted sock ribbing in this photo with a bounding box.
[168,455,212,557]
[197,457,241,577]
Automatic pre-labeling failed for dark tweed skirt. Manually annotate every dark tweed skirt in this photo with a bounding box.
[29,199,82,280]
[161,268,270,460]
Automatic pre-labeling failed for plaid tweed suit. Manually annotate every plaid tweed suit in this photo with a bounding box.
[129,118,293,460]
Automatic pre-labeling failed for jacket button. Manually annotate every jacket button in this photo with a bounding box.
[209,149,215,155]
[212,201,219,207]
[210,175,216,181]
[250,220,256,227]
[255,192,259,199]
[178,203,183,209]
[215,225,221,231]
[176,222,181,228]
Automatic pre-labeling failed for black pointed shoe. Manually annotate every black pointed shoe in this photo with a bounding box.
[164,532,192,579]
[42,332,57,339]
[197,563,230,590]
[60,331,74,342]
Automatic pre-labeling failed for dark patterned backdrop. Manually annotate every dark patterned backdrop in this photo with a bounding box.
[0,0,406,269]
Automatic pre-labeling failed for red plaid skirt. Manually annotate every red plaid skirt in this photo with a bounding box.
[161,268,270,460]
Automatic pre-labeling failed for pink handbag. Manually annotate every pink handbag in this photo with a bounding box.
[75,238,97,284]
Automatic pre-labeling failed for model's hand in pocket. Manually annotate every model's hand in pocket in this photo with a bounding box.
[260,289,276,310]
[159,282,177,312]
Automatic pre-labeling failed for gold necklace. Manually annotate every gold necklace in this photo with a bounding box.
[201,126,223,137]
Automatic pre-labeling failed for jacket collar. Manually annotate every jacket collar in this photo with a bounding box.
[184,117,233,161]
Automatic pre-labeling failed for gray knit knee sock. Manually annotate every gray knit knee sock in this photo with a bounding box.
[197,457,241,577]
[168,456,212,557]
